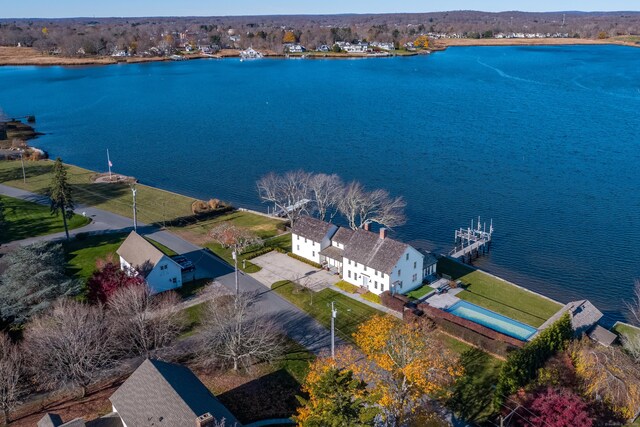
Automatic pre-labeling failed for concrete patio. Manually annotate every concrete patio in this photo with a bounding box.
[250,251,341,291]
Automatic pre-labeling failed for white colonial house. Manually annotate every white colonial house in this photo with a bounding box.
[116,231,183,294]
[292,216,338,264]
[291,216,437,295]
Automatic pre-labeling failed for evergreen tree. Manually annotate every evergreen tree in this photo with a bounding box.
[295,359,376,427]
[49,157,74,240]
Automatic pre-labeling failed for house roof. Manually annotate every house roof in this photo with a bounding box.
[38,414,64,427]
[418,249,438,267]
[109,359,239,427]
[320,245,344,261]
[292,216,335,242]
[537,300,604,337]
[116,231,170,276]
[342,229,411,275]
[332,227,354,245]
[587,325,618,347]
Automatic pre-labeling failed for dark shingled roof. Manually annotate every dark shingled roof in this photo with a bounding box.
[537,300,604,337]
[332,227,354,245]
[342,229,410,275]
[110,359,239,427]
[292,216,335,242]
[320,245,344,261]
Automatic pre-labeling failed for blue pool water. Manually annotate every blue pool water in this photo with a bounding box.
[446,300,538,341]
[1,45,639,321]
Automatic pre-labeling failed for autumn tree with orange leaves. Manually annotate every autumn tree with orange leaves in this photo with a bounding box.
[283,31,297,43]
[351,315,463,426]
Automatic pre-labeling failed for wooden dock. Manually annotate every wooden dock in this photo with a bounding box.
[449,217,493,263]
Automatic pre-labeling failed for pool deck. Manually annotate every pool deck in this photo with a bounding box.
[425,289,463,310]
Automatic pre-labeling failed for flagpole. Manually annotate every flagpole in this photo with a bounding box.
[107,149,112,181]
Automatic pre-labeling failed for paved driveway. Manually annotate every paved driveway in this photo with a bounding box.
[250,251,341,291]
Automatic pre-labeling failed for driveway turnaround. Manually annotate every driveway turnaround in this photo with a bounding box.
[250,251,341,291]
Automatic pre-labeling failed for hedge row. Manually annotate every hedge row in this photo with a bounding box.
[494,313,573,404]
[380,291,410,312]
[243,246,274,260]
[287,252,322,269]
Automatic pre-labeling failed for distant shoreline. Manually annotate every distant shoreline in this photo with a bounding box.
[0,38,637,67]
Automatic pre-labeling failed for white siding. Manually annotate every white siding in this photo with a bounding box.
[292,233,321,264]
[119,255,182,294]
[342,257,390,295]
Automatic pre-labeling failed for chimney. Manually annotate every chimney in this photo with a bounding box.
[196,413,215,427]
[363,222,370,231]
[379,228,387,239]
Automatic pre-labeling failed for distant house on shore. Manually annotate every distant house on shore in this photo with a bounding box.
[292,216,428,295]
[38,359,240,427]
[284,43,306,53]
[116,231,182,294]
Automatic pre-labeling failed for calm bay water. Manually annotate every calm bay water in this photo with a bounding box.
[1,45,639,321]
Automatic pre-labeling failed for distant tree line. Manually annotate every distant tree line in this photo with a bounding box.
[1,11,639,56]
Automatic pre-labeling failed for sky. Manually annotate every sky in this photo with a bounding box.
[3,0,638,18]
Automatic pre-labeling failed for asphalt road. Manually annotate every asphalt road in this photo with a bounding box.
[0,183,335,354]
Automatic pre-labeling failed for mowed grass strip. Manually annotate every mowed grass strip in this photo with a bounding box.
[438,257,561,328]
[0,160,195,224]
[0,194,90,243]
[271,280,382,343]
[62,232,128,281]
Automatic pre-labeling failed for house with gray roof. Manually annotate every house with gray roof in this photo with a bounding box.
[291,216,338,265]
[116,231,183,294]
[38,359,239,427]
[291,216,428,295]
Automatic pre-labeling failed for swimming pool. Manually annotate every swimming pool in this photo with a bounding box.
[445,300,538,341]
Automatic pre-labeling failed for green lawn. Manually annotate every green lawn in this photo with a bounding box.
[146,237,178,257]
[438,257,561,328]
[406,284,436,300]
[271,280,383,343]
[0,160,196,225]
[63,232,128,281]
[613,322,640,341]
[171,210,287,240]
[0,194,90,243]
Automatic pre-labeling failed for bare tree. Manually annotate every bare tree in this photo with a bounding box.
[108,284,185,359]
[339,181,407,230]
[625,279,640,326]
[309,173,344,222]
[0,333,24,415]
[257,170,312,226]
[23,300,117,394]
[197,292,283,371]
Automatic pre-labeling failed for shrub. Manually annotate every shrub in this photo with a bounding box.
[243,246,274,260]
[207,198,220,209]
[74,232,88,241]
[335,280,358,294]
[274,247,287,254]
[276,221,289,232]
[287,252,322,269]
[495,313,573,405]
[361,292,381,304]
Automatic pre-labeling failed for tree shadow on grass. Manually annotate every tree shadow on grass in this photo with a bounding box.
[69,182,130,208]
[62,232,128,278]
[447,348,502,424]
[218,368,303,424]
[0,162,52,184]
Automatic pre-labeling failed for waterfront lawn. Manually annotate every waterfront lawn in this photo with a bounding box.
[0,160,195,224]
[271,280,382,343]
[612,322,640,341]
[171,210,287,241]
[438,257,561,328]
[0,194,90,243]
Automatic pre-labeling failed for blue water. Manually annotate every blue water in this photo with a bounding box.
[1,45,639,321]
[446,300,538,341]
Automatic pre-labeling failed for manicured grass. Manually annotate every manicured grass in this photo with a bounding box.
[63,232,128,281]
[0,194,90,243]
[271,280,383,343]
[176,278,213,299]
[182,302,207,337]
[0,160,195,225]
[204,232,292,274]
[612,322,640,341]
[438,257,561,328]
[361,291,382,304]
[171,210,287,240]
[448,348,503,423]
[335,280,358,294]
[406,284,436,300]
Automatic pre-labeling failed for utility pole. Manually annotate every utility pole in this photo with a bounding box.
[130,183,137,232]
[331,301,337,358]
[232,250,239,295]
[20,151,26,184]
